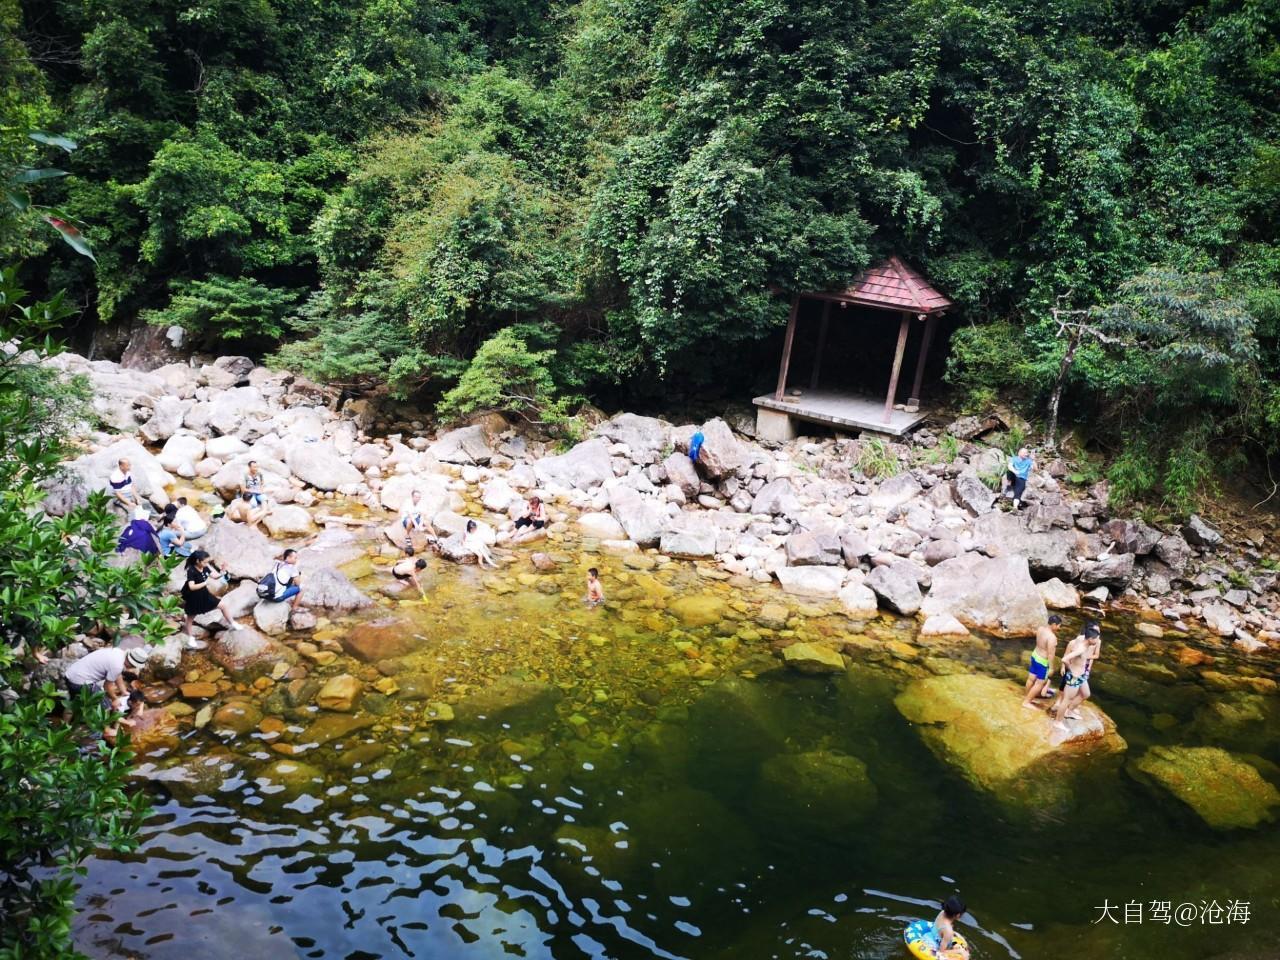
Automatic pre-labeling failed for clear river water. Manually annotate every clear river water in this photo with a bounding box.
[71,549,1280,960]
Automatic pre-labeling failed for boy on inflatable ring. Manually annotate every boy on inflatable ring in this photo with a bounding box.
[904,895,970,960]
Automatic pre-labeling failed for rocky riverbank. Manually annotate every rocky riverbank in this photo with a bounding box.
[39,351,1280,656]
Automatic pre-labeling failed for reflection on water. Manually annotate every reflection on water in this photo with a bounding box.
[73,555,1280,959]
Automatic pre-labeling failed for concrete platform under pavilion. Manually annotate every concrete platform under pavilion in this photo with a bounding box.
[754,257,952,441]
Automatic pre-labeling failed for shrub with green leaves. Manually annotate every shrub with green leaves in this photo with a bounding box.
[437,327,580,431]
[0,269,175,959]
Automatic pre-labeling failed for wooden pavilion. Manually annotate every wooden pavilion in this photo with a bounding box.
[753,257,952,440]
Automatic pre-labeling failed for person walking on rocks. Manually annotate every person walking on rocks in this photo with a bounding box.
[109,457,142,513]
[180,550,238,645]
[1021,614,1062,709]
[269,548,304,611]
[1051,621,1100,728]
[241,460,267,507]
[1003,446,1035,509]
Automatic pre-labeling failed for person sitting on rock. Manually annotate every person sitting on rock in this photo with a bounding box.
[506,496,547,543]
[109,457,142,513]
[1051,621,1100,728]
[225,490,269,531]
[1003,446,1034,509]
[1021,614,1062,709]
[393,551,429,593]
[174,497,208,542]
[399,490,429,551]
[180,550,237,646]
[155,505,191,557]
[269,548,304,610]
[241,460,267,508]
[116,506,160,555]
[464,520,496,568]
[585,567,605,607]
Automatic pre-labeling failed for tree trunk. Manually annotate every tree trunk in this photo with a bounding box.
[1045,326,1083,451]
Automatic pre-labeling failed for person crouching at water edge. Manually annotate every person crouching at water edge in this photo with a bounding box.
[180,550,239,647]
[464,520,497,568]
[393,551,429,593]
[1021,614,1062,709]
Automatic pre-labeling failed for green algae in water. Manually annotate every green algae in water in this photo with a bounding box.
[74,558,1280,959]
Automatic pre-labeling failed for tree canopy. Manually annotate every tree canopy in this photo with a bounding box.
[8,0,1280,505]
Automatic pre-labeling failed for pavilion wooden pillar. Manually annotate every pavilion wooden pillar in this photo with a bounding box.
[773,296,801,401]
[908,313,937,407]
[883,311,912,423]
[809,301,831,390]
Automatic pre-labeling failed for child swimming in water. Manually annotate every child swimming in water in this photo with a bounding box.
[933,895,968,959]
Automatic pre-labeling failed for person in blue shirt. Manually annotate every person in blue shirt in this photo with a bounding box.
[1004,446,1034,509]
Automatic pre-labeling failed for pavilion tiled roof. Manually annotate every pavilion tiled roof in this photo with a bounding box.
[825,256,952,314]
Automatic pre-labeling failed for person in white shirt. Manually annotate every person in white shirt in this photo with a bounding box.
[464,519,496,568]
[109,457,141,513]
[270,549,304,611]
[64,646,149,702]
[173,497,207,540]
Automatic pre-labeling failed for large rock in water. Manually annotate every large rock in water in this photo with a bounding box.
[263,505,316,538]
[864,563,922,615]
[596,413,670,465]
[210,627,294,681]
[284,439,362,491]
[301,567,373,612]
[339,617,419,662]
[775,565,844,599]
[659,517,718,558]
[751,750,877,836]
[378,472,458,515]
[1131,746,1280,830]
[921,553,1047,637]
[203,520,277,580]
[454,676,564,729]
[607,486,669,547]
[895,674,1126,809]
[694,417,743,480]
[316,674,362,712]
[533,438,614,490]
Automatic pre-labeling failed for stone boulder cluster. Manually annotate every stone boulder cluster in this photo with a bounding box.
[40,350,1279,662]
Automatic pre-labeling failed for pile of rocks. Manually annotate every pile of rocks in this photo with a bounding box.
[39,349,1279,655]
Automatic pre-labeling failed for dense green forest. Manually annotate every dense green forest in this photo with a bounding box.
[4,0,1279,507]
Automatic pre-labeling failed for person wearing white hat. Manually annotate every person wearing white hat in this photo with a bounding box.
[63,645,149,707]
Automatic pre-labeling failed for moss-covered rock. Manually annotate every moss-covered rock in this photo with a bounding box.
[751,750,877,837]
[894,674,1126,809]
[1131,745,1280,830]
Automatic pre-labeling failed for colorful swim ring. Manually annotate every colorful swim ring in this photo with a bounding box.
[903,919,970,960]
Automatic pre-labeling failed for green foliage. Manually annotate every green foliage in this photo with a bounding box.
[437,326,581,430]
[0,269,175,959]
[143,275,301,345]
[855,438,900,481]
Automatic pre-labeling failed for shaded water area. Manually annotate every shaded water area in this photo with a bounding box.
[74,552,1280,959]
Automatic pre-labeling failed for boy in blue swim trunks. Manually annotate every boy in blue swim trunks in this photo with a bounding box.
[1021,614,1062,709]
